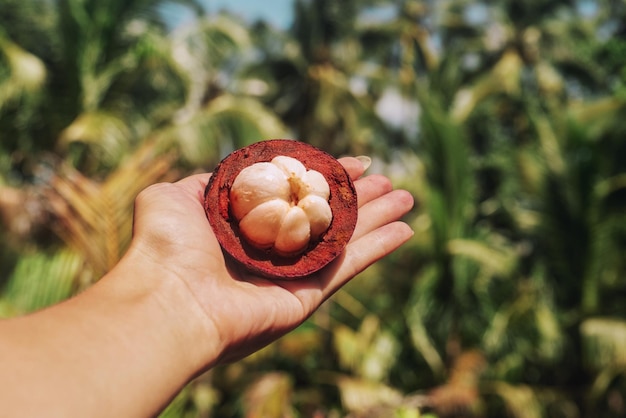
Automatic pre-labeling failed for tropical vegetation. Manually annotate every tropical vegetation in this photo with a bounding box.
[1,0,626,416]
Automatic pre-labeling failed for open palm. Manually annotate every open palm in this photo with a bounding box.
[129,157,414,364]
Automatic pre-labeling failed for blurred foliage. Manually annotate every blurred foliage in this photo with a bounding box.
[2,0,626,417]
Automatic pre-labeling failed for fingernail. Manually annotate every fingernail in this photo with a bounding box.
[356,156,372,171]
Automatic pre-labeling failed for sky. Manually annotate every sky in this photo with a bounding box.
[203,0,294,28]
[162,0,294,31]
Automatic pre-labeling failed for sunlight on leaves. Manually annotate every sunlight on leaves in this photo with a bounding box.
[334,315,400,382]
[47,141,175,281]
[581,317,626,371]
[1,248,81,316]
[450,49,522,122]
[447,238,517,277]
[337,376,403,414]
[483,381,542,418]
[242,372,295,418]
[59,111,133,166]
[0,32,46,109]
[405,291,446,378]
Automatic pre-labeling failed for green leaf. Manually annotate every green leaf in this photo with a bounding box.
[580,317,626,371]
[1,248,81,316]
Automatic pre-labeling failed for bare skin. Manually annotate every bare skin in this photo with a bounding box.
[0,157,414,417]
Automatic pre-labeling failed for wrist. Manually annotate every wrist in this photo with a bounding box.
[0,245,224,417]
[107,246,223,374]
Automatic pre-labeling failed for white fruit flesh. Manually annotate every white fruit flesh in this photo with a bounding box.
[230,156,333,255]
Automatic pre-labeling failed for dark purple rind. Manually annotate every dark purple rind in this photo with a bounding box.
[203,139,358,279]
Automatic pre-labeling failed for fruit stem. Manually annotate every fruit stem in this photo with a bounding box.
[287,176,304,206]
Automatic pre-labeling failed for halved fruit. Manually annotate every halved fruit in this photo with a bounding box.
[203,139,358,279]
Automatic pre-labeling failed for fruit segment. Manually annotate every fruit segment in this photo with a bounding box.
[229,156,333,255]
[204,139,358,280]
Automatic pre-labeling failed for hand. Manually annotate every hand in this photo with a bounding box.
[0,157,414,417]
[129,156,415,366]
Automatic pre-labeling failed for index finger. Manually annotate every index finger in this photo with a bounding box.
[174,173,213,203]
[338,157,368,180]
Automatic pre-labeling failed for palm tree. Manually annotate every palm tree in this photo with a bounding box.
[241,0,395,157]
[0,0,288,308]
[152,12,288,166]
[383,0,626,415]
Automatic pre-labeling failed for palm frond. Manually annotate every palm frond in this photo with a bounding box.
[46,140,175,280]
[333,314,400,382]
[447,238,517,278]
[0,30,46,110]
[405,266,446,379]
[336,375,404,415]
[58,111,134,166]
[450,49,523,123]
[171,14,253,115]
[159,94,288,166]
[0,248,81,316]
[581,318,626,372]
[483,381,543,418]
[242,372,295,418]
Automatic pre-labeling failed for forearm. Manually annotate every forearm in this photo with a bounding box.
[0,161,414,416]
[0,252,218,417]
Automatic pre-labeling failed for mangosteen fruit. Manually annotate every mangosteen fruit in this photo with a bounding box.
[203,139,358,279]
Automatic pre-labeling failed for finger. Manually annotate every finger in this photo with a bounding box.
[353,174,393,208]
[175,172,212,189]
[322,221,414,298]
[352,189,414,241]
[338,157,366,180]
[174,173,213,203]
